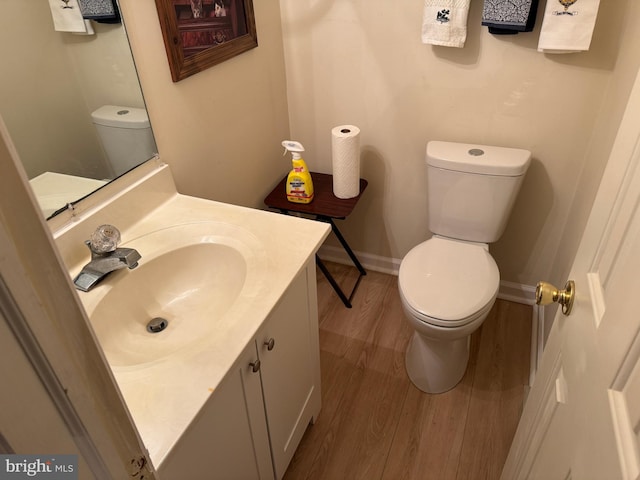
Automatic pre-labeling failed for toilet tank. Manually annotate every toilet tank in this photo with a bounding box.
[91,105,157,178]
[426,141,531,243]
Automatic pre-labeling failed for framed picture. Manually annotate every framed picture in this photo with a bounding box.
[154,0,258,82]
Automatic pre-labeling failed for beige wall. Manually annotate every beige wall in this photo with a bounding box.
[64,22,146,114]
[119,0,290,209]
[279,0,640,288]
[0,1,101,178]
[117,0,640,289]
[546,0,640,289]
[0,1,145,180]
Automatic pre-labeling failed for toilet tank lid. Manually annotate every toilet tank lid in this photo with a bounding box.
[91,105,150,129]
[426,141,531,176]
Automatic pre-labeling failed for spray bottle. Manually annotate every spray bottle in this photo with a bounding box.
[282,140,314,204]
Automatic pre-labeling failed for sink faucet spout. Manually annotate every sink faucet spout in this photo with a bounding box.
[73,225,141,292]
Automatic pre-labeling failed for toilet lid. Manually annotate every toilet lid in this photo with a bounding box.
[399,237,499,327]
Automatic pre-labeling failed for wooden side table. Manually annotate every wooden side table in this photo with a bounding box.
[264,172,368,308]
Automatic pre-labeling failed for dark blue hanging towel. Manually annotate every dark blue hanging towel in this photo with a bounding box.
[77,0,121,24]
[482,0,539,35]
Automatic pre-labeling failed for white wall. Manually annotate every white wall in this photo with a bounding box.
[279,0,640,289]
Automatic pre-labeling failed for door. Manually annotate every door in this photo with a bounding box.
[502,69,640,479]
[0,118,156,479]
[259,264,321,480]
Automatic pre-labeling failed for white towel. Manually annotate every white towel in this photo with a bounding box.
[537,0,601,53]
[421,0,472,48]
[48,0,88,33]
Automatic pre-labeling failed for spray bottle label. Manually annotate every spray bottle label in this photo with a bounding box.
[287,178,314,202]
[282,140,314,203]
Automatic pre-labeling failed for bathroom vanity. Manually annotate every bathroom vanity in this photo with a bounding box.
[52,162,330,479]
[159,264,319,479]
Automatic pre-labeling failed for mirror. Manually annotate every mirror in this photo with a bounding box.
[0,1,157,219]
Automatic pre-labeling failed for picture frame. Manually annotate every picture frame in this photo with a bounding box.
[154,0,258,82]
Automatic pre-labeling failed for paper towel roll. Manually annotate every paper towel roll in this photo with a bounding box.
[331,125,361,199]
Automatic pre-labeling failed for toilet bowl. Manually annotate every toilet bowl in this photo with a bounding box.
[398,141,530,394]
[399,236,499,393]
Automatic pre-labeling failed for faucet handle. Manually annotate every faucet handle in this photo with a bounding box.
[89,224,121,254]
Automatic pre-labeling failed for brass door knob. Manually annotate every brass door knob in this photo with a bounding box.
[535,280,575,316]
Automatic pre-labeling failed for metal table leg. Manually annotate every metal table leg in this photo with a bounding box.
[325,217,367,276]
[316,255,352,308]
[315,216,367,308]
[271,209,367,308]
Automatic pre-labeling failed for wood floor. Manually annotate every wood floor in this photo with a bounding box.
[284,262,532,480]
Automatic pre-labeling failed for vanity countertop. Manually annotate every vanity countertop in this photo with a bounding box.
[29,172,107,218]
[54,164,330,467]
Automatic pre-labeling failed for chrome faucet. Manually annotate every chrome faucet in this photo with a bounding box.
[73,225,141,292]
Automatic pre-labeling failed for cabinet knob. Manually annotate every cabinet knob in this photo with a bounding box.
[264,338,275,351]
[249,359,261,373]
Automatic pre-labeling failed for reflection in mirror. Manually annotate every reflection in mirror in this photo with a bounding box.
[0,1,157,219]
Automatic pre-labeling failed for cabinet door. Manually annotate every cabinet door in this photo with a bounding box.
[259,264,321,479]
[159,343,274,480]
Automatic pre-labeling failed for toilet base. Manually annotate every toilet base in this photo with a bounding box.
[405,331,470,394]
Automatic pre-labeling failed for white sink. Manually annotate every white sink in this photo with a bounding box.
[80,222,267,368]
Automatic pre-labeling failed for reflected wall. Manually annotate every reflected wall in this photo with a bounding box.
[0,0,146,181]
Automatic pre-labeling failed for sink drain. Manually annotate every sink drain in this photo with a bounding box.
[147,317,169,333]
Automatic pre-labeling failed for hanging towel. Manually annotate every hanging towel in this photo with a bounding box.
[538,0,601,53]
[482,0,540,35]
[77,19,95,35]
[48,0,88,33]
[78,0,121,24]
[421,0,472,48]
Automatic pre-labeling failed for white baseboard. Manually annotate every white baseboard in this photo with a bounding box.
[317,245,402,276]
[496,280,536,306]
[531,304,545,386]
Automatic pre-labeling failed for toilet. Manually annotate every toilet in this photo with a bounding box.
[91,105,157,178]
[399,141,531,393]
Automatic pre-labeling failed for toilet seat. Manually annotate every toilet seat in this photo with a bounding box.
[398,237,499,328]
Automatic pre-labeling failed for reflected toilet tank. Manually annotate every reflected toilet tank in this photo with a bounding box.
[91,105,157,178]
